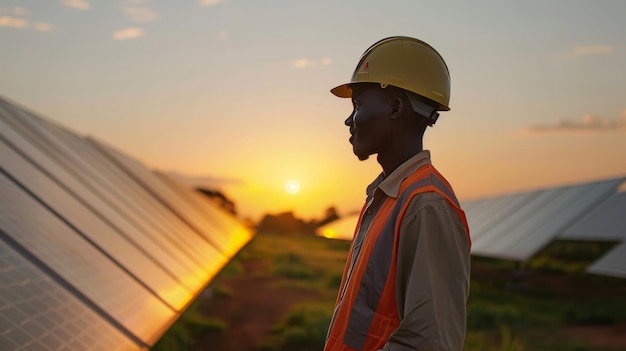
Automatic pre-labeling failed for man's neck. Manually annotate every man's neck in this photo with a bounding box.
[378,143,423,176]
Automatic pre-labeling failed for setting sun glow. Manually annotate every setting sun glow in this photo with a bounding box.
[285,180,300,194]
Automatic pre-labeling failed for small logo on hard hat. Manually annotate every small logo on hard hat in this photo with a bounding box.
[365,62,369,70]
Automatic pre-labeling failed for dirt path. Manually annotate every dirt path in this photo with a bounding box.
[195,259,321,351]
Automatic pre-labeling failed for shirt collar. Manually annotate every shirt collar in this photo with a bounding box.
[366,150,432,199]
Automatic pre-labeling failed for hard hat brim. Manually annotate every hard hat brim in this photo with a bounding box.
[331,82,450,111]
[330,83,352,98]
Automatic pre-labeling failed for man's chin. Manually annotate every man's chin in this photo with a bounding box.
[352,146,371,161]
[355,153,370,161]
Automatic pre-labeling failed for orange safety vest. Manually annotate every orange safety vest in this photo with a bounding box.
[324,164,470,351]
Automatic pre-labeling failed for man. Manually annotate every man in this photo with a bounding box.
[324,36,471,351]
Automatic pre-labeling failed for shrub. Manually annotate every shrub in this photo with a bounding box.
[562,306,616,326]
[264,303,332,351]
[272,252,316,279]
[467,302,521,329]
[210,284,232,299]
[326,272,343,289]
[186,315,227,337]
[151,322,192,351]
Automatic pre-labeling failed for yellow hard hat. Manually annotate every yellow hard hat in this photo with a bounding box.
[331,36,451,111]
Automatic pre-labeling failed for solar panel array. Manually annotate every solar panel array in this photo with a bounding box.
[316,176,626,278]
[0,96,254,350]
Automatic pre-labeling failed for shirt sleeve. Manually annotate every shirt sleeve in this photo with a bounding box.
[379,192,471,351]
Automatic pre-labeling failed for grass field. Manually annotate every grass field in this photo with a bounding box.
[153,232,626,351]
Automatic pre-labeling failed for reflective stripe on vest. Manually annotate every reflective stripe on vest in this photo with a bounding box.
[325,165,470,351]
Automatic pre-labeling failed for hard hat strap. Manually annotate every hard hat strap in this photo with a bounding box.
[404,91,439,126]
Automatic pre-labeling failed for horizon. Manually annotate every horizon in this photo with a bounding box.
[2,0,626,221]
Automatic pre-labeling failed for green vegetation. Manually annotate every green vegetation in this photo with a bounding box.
[261,302,334,351]
[152,299,228,351]
[153,234,626,351]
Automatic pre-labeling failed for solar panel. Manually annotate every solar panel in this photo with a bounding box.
[587,243,626,278]
[560,191,626,241]
[464,191,538,244]
[0,95,254,348]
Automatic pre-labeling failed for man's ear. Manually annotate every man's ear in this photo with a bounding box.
[390,97,404,119]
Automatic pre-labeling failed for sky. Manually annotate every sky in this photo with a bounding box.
[1,0,626,222]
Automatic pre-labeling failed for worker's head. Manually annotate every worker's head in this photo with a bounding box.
[333,36,451,161]
[332,36,451,126]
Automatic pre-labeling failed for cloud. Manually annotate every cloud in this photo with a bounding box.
[200,0,228,7]
[124,7,158,23]
[34,22,58,32]
[113,27,143,40]
[524,113,626,135]
[560,44,614,59]
[0,16,28,28]
[216,30,229,40]
[574,45,614,56]
[63,0,90,10]
[292,57,333,68]
[13,6,29,16]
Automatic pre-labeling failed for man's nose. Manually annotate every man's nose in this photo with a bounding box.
[345,112,355,126]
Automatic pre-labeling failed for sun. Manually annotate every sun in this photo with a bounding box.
[285,180,300,194]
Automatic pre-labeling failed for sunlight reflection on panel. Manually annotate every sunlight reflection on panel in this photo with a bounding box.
[316,214,359,241]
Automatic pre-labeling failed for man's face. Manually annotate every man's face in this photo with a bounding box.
[344,84,393,161]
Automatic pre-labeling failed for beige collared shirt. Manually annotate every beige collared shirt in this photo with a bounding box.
[352,150,471,351]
